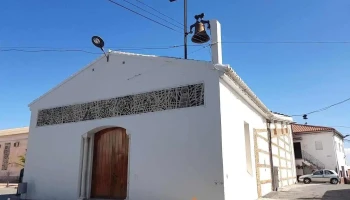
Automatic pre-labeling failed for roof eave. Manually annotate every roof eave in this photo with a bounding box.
[0,127,29,136]
[218,65,293,123]
[27,52,213,109]
[333,130,345,139]
[28,55,106,108]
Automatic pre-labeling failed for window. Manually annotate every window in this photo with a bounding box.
[2,143,11,170]
[315,141,323,150]
[13,142,20,147]
[244,122,253,175]
[313,170,323,175]
[339,143,341,152]
[325,170,334,175]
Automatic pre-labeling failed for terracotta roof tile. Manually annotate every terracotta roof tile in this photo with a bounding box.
[291,124,335,133]
[291,124,346,139]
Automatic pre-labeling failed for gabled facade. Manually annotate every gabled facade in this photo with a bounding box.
[292,124,348,179]
[22,49,295,200]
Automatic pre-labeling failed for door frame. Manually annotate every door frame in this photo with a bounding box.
[78,127,131,200]
[293,142,302,159]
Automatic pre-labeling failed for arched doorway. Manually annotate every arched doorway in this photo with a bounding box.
[90,127,129,199]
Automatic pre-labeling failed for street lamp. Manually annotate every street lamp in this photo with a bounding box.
[169,0,188,59]
[91,36,109,62]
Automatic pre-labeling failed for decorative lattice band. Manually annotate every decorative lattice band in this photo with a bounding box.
[37,83,204,126]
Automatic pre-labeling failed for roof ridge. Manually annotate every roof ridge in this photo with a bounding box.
[0,127,29,136]
[28,52,213,108]
[293,123,335,130]
[0,126,29,131]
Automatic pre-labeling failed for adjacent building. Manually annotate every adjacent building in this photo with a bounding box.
[22,21,296,200]
[292,123,348,180]
[0,127,28,182]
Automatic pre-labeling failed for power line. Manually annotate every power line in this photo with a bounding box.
[291,97,350,117]
[0,44,203,50]
[134,0,183,26]
[6,40,350,51]
[106,0,210,45]
[187,44,210,55]
[0,49,102,54]
[0,44,205,54]
[119,0,183,30]
[220,41,350,44]
[330,126,350,129]
[106,0,182,33]
[4,40,350,55]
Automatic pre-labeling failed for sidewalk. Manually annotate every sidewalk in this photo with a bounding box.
[259,184,303,200]
[259,183,350,200]
[0,184,17,189]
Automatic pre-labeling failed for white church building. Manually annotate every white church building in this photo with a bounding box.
[22,20,296,200]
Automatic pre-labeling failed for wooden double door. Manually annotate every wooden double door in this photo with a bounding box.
[91,127,129,199]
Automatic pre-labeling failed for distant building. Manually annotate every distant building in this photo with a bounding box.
[292,124,348,179]
[0,127,28,182]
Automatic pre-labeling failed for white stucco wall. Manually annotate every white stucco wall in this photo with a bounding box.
[333,135,347,177]
[256,129,272,197]
[219,80,266,200]
[287,125,297,180]
[296,132,337,170]
[24,54,225,200]
[270,123,296,187]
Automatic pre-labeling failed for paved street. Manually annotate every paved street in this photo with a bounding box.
[0,186,16,200]
[0,183,349,200]
[261,183,350,200]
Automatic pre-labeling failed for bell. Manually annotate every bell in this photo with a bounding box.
[191,22,210,44]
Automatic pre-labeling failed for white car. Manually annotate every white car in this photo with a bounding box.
[298,169,340,184]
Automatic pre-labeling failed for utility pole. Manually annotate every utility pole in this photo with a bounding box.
[170,0,188,59]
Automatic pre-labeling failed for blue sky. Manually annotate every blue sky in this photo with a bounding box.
[1,1,350,160]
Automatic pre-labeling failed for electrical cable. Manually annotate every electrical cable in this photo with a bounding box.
[106,0,182,33]
[291,97,350,117]
[188,44,210,55]
[119,0,183,30]
[0,49,102,54]
[330,126,350,129]
[4,40,350,56]
[0,44,203,50]
[220,41,350,44]
[106,0,209,44]
[0,44,202,54]
[134,0,183,26]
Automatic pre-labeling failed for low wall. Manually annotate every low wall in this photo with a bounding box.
[0,176,19,183]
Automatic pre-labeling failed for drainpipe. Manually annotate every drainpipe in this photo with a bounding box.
[266,119,275,191]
